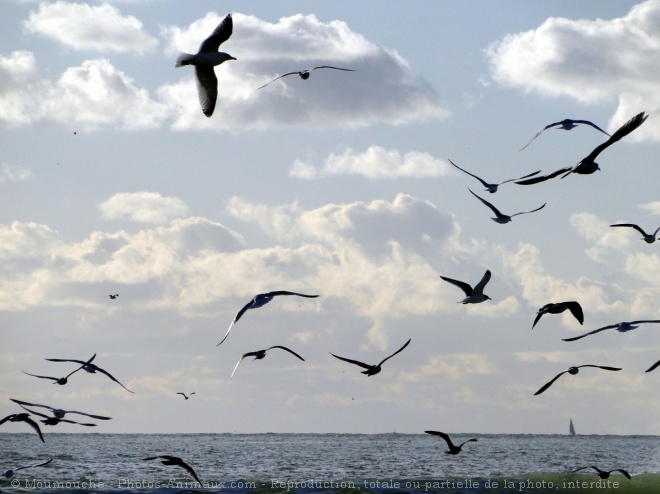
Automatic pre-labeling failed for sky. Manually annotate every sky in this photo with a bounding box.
[1,0,659,436]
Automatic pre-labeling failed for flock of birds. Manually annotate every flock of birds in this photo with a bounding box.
[3,10,658,486]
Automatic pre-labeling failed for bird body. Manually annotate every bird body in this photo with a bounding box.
[257,66,355,90]
[532,301,584,329]
[534,365,622,395]
[176,392,196,400]
[45,354,133,393]
[562,320,660,342]
[440,269,492,304]
[610,223,660,244]
[425,430,478,454]
[2,459,52,478]
[231,345,305,378]
[330,338,411,376]
[572,466,631,480]
[175,13,235,117]
[0,413,44,442]
[468,189,545,223]
[143,456,202,485]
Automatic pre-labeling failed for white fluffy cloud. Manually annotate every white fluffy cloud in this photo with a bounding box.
[289,146,451,180]
[100,191,189,224]
[23,1,158,54]
[487,0,660,141]
[0,163,34,183]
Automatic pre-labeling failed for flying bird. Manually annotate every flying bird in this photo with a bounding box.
[23,353,96,385]
[176,392,196,400]
[10,399,111,426]
[424,431,478,455]
[519,119,610,151]
[645,359,660,373]
[534,365,622,395]
[2,459,52,479]
[448,159,540,193]
[106,294,119,299]
[610,223,660,244]
[0,413,44,442]
[231,346,305,378]
[440,269,492,304]
[563,320,660,342]
[516,112,648,185]
[532,301,584,329]
[257,66,355,90]
[175,13,235,117]
[329,338,411,376]
[45,354,134,393]
[143,456,202,485]
[468,189,546,224]
[571,466,631,480]
[218,291,320,346]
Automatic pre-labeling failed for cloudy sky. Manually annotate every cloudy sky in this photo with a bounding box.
[1,0,659,435]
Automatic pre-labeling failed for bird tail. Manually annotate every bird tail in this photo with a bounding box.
[175,53,195,67]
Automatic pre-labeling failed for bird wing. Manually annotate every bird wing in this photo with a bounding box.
[329,352,372,370]
[499,169,542,185]
[46,353,96,366]
[468,189,505,218]
[519,122,560,151]
[65,410,111,420]
[570,120,610,136]
[199,13,233,52]
[645,359,660,373]
[564,301,584,325]
[266,291,320,298]
[515,167,572,185]
[424,430,455,449]
[22,415,45,443]
[577,365,622,372]
[176,458,203,485]
[447,159,490,188]
[194,66,218,118]
[578,111,647,165]
[472,270,492,296]
[377,338,411,367]
[509,202,546,218]
[230,353,255,378]
[22,371,59,382]
[311,66,356,72]
[14,405,50,419]
[439,275,473,297]
[89,365,134,393]
[612,469,631,479]
[610,223,648,236]
[459,438,478,447]
[15,458,53,472]
[571,466,589,473]
[562,323,619,342]
[268,346,305,361]
[256,72,300,90]
[534,371,568,395]
[531,312,544,329]
[10,399,55,413]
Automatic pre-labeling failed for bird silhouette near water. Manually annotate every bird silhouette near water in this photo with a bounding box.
[175,13,235,117]
[0,413,44,442]
[143,456,202,485]
[330,338,411,376]
[424,430,478,454]
[534,365,622,395]
[2,459,52,478]
[257,66,355,90]
[571,466,631,480]
[10,398,111,426]
[516,112,648,185]
[218,291,320,346]
[45,354,134,393]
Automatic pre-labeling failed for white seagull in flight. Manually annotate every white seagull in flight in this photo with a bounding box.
[448,159,540,193]
[440,269,492,304]
[469,189,546,224]
[257,66,355,90]
[519,118,610,151]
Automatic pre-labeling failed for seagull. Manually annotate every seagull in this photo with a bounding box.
[571,466,631,480]
[257,66,355,90]
[439,269,492,304]
[424,431,478,455]
[448,159,541,193]
[516,112,648,185]
[0,413,44,442]
[519,119,610,151]
[22,353,95,385]
[532,301,584,329]
[218,291,320,346]
[563,320,660,342]
[468,189,546,224]
[329,338,411,376]
[143,456,202,485]
[231,346,305,378]
[176,392,196,400]
[45,354,134,393]
[2,459,52,478]
[610,223,660,244]
[534,365,622,395]
[645,359,660,373]
[106,294,119,299]
[175,13,235,118]
[10,399,111,426]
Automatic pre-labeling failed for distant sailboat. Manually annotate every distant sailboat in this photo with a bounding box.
[569,418,576,436]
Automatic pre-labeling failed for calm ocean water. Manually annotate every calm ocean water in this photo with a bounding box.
[1,433,658,494]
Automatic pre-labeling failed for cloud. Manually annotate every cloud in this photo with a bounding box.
[487,0,660,141]
[159,12,448,130]
[639,201,660,215]
[0,163,34,183]
[0,54,169,129]
[23,1,158,54]
[289,146,451,180]
[99,191,189,224]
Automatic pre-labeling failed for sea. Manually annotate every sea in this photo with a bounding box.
[1,433,658,494]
